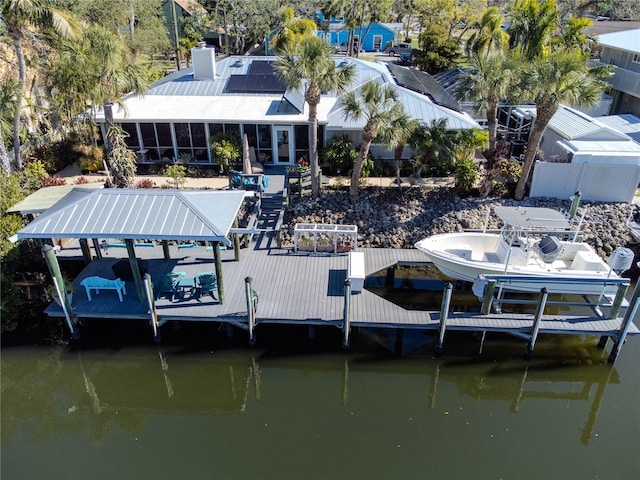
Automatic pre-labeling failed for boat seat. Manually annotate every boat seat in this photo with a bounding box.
[447,245,473,260]
[571,251,607,271]
[536,236,563,263]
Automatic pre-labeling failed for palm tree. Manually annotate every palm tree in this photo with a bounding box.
[0,78,20,173]
[54,25,148,148]
[507,0,558,60]
[382,113,418,190]
[274,36,355,198]
[1,0,77,169]
[455,52,517,154]
[409,119,457,180]
[465,7,509,57]
[341,81,407,202]
[513,50,608,200]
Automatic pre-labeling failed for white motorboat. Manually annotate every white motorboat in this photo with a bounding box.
[415,206,634,295]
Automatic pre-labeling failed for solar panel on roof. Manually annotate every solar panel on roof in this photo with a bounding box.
[249,61,275,74]
[387,63,461,112]
[226,74,285,93]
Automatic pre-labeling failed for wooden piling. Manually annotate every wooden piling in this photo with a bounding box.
[245,276,256,345]
[481,279,497,315]
[609,282,640,363]
[162,240,170,260]
[91,238,103,259]
[43,245,79,339]
[79,238,92,265]
[342,279,352,349]
[213,242,225,304]
[124,239,145,301]
[143,273,160,343]
[435,283,453,354]
[527,288,549,357]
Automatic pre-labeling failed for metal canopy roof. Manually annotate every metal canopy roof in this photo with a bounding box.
[7,183,104,215]
[494,206,571,230]
[12,189,247,246]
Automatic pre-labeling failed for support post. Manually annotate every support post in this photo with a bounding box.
[143,273,160,343]
[91,238,102,259]
[79,238,92,265]
[342,279,352,349]
[435,283,453,354]
[527,287,548,357]
[233,219,241,261]
[568,190,582,224]
[125,239,145,301]
[481,279,497,315]
[162,240,171,260]
[43,245,79,339]
[385,266,396,288]
[608,282,640,363]
[245,276,256,345]
[608,283,629,319]
[213,241,225,304]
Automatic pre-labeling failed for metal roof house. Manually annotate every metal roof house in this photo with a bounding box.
[315,15,404,53]
[594,28,640,116]
[94,45,479,166]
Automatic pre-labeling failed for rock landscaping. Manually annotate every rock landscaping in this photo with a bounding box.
[281,186,640,276]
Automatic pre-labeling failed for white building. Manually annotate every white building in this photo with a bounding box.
[94,46,479,167]
[595,28,640,116]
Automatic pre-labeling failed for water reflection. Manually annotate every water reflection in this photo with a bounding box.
[1,341,621,449]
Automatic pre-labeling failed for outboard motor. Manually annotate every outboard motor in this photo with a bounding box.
[536,236,563,263]
[608,247,634,274]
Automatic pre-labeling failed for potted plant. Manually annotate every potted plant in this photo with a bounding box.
[210,133,241,174]
[46,275,74,306]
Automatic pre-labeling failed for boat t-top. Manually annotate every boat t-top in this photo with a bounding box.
[415,206,634,295]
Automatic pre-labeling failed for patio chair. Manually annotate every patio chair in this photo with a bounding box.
[194,272,218,300]
[154,272,185,302]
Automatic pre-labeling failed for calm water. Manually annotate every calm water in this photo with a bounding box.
[2,323,639,480]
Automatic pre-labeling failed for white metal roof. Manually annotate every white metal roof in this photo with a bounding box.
[7,183,104,215]
[595,29,640,54]
[519,105,631,141]
[594,114,640,143]
[13,189,247,245]
[94,55,479,129]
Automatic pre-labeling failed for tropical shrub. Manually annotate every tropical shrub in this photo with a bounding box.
[321,135,359,175]
[454,157,478,194]
[75,144,104,173]
[135,178,155,189]
[210,133,241,173]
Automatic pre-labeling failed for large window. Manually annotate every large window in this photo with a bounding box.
[139,122,173,162]
[119,123,140,150]
[295,124,309,162]
[257,124,272,163]
[174,123,209,162]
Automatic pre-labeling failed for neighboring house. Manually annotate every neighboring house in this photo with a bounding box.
[316,16,403,53]
[594,28,640,116]
[523,106,640,202]
[162,0,208,47]
[94,46,479,166]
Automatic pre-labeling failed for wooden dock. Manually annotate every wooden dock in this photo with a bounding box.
[48,239,639,361]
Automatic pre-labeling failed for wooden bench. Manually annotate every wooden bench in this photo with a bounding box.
[80,276,127,302]
[347,251,365,293]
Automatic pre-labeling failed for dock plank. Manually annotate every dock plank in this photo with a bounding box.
[47,243,639,340]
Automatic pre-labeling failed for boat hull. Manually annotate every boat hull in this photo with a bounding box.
[415,233,619,295]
